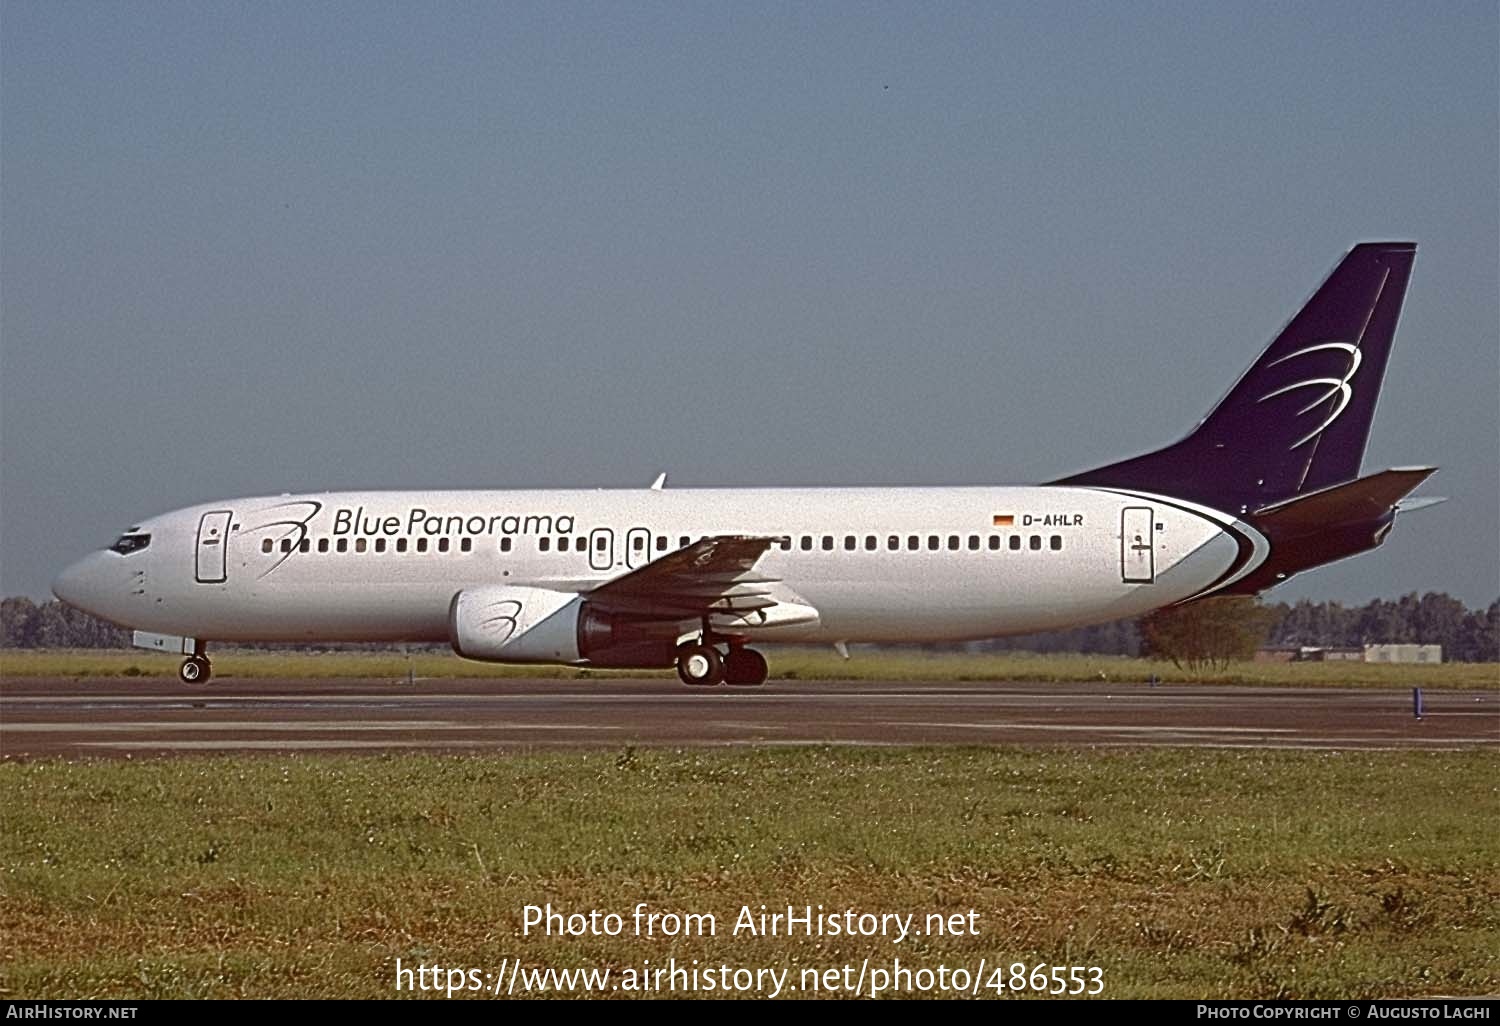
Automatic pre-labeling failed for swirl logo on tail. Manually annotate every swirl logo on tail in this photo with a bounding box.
[1259,341,1361,450]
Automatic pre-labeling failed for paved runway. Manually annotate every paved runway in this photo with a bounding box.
[2,677,1495,759]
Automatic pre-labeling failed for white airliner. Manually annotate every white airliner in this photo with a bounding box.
[54,243,1439,686]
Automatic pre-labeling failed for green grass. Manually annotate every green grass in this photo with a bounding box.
[2,747,1496,998]
[3,647,1496,688]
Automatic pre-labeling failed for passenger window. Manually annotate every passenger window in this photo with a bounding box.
[281,539,293,553]
[557,537,569,552]
[947,535,959,551]
[1029,535,1041,550]
[374,538,386,553]
[499,537,511,552]
[844,536,856,551]
[356,538,367,553]
[416,538,427,553]
[801,536,813,551]
[908,535,919,550]
[539,537,550,552]
[1050,535,1062,551]
[928,536,939,550]
[461,537,473,552]
[300,539,312,553]
[319,538,330,553]
[262,539,273,554]
[822,536,834,551]
[338,538,349,553]
[988,535,1001,550]
[967,535,979,550]
[1009,535,1021,551]
[656,536,667,552]
[888,535,899,551]
[865,535,877,551]
[438,538,450,553]
[394,538,405,553]
[679,536,690,548]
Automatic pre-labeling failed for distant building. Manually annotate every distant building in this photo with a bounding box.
[1260,642,1446,666]
[1364,644,1442,664]
[1256,645,1414,663]
[1320,647,1367,662]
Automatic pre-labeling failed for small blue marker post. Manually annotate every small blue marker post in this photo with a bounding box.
[1413,687,1423,721]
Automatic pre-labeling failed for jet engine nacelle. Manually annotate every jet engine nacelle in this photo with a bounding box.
[449,585,582,663]
[448,586,676,668]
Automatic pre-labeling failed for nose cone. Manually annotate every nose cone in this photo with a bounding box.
[52,552,116,619]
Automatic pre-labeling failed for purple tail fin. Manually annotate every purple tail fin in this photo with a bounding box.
[1055,242,1417,514]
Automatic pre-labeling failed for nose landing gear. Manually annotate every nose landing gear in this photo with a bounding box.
[178,654,212,685]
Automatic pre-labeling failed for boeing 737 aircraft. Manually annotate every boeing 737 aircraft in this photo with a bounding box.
[54,243,1440,687]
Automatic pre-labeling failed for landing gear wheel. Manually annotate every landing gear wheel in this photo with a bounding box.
[724,647,769,686]
[676,643,724,687]
[178,656,211,685]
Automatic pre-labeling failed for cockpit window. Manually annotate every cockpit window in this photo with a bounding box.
[110,533,151,555]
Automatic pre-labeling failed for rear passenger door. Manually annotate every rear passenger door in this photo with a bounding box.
[1120,507,1155,583]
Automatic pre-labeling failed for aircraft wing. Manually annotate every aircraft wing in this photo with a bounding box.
[585,535,818,627]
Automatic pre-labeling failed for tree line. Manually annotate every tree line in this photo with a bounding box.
[2,591,1497,662]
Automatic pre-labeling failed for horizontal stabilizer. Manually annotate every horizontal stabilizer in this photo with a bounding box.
[1251,467,1436,534]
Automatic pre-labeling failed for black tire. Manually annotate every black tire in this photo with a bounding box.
[724,648,769,686]
[179,656,210,685]
[676,644,724,687]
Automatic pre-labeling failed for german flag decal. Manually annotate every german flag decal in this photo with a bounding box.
[992,514,1014,527]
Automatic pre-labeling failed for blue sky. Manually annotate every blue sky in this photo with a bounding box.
[2,2,1496,605]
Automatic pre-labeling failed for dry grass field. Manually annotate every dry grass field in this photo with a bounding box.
[2,746,1496,999]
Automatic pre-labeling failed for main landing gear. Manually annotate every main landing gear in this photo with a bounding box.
[675,628,769,688]
[178,654,212,685]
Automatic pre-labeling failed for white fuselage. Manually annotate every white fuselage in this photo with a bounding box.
[55,485,1265,655]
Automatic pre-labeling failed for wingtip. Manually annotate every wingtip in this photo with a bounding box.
[1395,496,1448,514]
